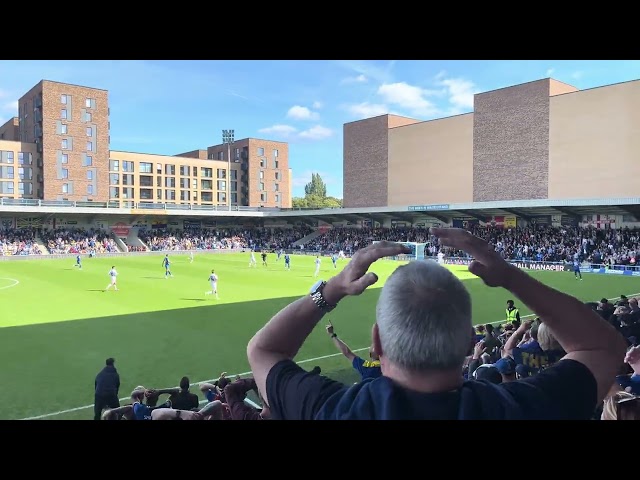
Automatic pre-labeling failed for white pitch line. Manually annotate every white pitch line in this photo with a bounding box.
[19,290,640,420]
[0,278,19,290]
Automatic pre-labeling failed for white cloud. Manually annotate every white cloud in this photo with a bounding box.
[2,100,18,113]
[346,102,389,118]
[312,101,323,109]
[258,124,298,137]
[436,77,476,111]
[298,125,333,140]
[258,124,332,142]
[571,71,584,80]
[341,74,368,84]
[286,105,319,121]
[546,68,555,77]
[377,82,439,116]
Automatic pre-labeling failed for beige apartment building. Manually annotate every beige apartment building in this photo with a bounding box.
[0,80,292,208]
[343,77,640,208]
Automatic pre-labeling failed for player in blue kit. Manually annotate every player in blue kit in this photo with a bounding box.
[74,254,82,269]
[162,254,173,278]
[331,253,338,269]
[573,258,583,280]
[284,253,291,270]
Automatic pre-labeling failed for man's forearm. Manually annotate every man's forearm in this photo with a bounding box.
[249,295,327,360]
[505,267,622,353]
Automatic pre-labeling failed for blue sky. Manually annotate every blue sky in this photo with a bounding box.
[1,60,639,197]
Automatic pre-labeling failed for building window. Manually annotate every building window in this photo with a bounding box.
[201,179,213,190]
[85,155,93,166]
[86,141,93,151]
[260,159,265,168]
[260,193,266,202]
[61,139,68,149]
[61,154,68,164]
[140,175,153,187]
[165,189,176,201]
[165,177,176,188]
[61,95,68,104]
[231,192,237,204]
[110,173,119,185]
[165,164,175,176]
[275,194,280,203]
[110,187,120,198]
[140,162,152,173]
[275,160,279,169]
[61,124,68,134]
[62,183,68,194]
[217,168,226,179]
[192,179,197,189]
[110,160,119,171]
[273,149,278,157]
[87,171,93,180]
[87,185,94,195]
[217,192,227,203]
[230,169,237,180]
[180,165,190,176]
[257,147,264,156]
[6,151,13,163]
[275,172,280,180]
[61,109,67,119]
[217,180,226,191]
[140,189,153,200]
[231,181,237,191]
[218,151,224,160]
[85,112,92,122]
[61,168,68,179]
[259,171,264,179]
[259,182,264,191]
[86,127,92,136]
[122,161,134,173]
[85,98,92,108]
[274,183,279,191]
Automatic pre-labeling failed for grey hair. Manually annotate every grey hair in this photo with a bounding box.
[375,260,472,371]
[537,323,562,351]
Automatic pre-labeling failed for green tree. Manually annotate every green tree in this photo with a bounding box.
[292,173,342,209]
[304,173,327,197]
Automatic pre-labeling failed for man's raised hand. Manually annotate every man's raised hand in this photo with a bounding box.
[324,241,410,303]
[431,228,514,288]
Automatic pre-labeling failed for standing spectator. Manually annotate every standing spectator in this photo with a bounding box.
[325,324,381,380]
[168,377,200,411]
[248,230,626,420]
[94,358,120,421]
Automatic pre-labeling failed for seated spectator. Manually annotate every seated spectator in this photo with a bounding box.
[168,376,200,411]
[224,377,270,420]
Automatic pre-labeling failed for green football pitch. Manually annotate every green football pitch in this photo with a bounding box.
[1,252,638,420]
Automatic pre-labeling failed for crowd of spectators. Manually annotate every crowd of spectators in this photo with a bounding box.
[302,225,640,267]
[0,228,42,255]
[96,358,272,421]
[139,226,312,252]
[40,228,119,254]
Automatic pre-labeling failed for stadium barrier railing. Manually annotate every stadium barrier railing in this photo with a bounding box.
[0,197,337,213]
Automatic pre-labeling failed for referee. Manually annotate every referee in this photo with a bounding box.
[94,357,121,420]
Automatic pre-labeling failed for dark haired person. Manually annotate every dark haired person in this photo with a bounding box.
[94,357,120,421]
[168,377,200,411]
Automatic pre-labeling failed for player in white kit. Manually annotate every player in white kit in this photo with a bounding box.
[437,251,445,265]
[338,250,345,259]
[205,269,219,299]
[314,256,321,278]
[189,251,194,263]
[249,250,257,267]
[105,266,118,291]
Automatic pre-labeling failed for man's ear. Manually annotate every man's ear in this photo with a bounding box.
[372,323,383,357]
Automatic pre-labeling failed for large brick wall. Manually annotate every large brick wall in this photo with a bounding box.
[343,115,390,208]
[473,79,550,202]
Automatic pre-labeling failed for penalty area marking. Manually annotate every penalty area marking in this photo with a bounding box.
[18,290,640,420]
[0,278,19,291]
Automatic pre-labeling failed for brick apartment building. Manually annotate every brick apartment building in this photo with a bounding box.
[0,80,291,208]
